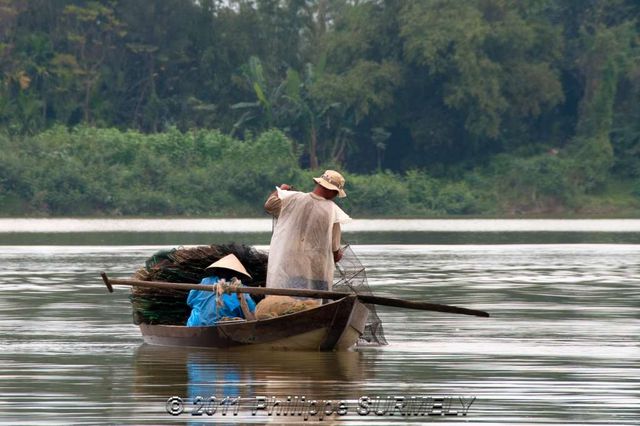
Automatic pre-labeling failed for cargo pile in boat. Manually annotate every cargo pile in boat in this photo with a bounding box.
[129,243,267,325]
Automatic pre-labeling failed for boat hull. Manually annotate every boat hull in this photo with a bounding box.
[139,295,369,351]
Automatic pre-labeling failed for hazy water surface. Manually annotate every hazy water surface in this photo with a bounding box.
[2,217,640,233]
[0,225,639,424]
[3,218,640,245]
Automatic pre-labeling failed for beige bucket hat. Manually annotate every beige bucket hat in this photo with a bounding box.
[313,170,347,198]
[204,254,252,279]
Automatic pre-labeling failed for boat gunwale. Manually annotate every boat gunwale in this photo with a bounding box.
[142,294,355,330]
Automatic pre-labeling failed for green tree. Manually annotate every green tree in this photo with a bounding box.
[55,1,126,124]
[400,0,564,140]
[568,12,636,190]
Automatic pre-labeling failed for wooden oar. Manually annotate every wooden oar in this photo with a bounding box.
[100,272,489,318]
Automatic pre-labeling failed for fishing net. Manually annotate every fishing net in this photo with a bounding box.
[129,243,268,325]
[334,244,388,346]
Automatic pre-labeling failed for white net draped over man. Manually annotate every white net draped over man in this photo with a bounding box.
[263,170,351,295]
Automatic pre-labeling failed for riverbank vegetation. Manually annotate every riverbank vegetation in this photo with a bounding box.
[1,126,638,217]
[0,1,639,217]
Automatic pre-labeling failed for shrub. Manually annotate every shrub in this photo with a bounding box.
[632,180,640,198]
[217,129,300,207]
[435,182,478,214]
[340,171,410,216]
[405,169,439,208]
[568,135,614,192]
[494,153,577,211]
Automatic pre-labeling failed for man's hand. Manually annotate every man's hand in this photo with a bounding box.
[333,249,343,263]
[280,184,292,190]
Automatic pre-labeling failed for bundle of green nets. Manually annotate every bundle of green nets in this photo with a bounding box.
[129,243,268,325]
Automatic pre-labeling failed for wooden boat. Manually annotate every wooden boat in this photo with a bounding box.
[138,295,369,351]
[103,269,486,351]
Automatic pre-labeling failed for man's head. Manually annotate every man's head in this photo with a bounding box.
[204,254,252,280]
[313,170,346,199]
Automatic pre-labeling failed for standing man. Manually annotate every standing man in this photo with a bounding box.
[264,170,351,292]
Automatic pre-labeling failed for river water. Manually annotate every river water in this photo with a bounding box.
[0,220,638,425]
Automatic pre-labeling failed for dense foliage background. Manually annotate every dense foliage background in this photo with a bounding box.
[1,0,639,216]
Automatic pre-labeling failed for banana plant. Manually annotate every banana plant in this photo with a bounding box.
[231,56,288,135]
[282,61,340,169]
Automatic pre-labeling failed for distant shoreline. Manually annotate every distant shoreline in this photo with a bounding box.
[2,218,640,233]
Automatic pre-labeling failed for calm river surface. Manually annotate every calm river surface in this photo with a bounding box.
[0,219,638,425]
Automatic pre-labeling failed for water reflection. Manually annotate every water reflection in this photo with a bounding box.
[132,344,371,420]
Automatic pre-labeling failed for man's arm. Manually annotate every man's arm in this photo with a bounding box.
[264,184,291,217]
[239,294,256,321]
[332,222,343,262]
[264,191,281,217]
[230,277,256,321]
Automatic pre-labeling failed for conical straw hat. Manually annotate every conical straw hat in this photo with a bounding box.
[205,254,252,279]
